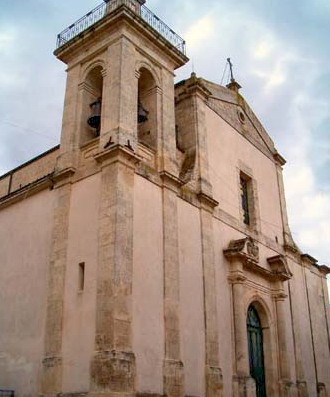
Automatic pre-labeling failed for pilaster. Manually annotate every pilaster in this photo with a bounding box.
[225,251,257,397]
[100,37,138,152]
[90,145,140,393]
[160,172,185,397]
[273,153,296,250]
[274,290,295,395]
[199,194,223,397]
[160,69,179,175]
[41,171,75,395]
[56,66,81,172]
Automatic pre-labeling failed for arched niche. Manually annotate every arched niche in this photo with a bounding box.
[137,67,158,150]
[80,65,104,145]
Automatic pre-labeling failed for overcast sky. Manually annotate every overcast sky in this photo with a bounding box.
[0,0,329,272]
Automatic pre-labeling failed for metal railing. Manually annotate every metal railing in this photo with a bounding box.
[56,0,186,55]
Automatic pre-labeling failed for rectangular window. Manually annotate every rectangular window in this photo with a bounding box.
[78,262,85,291]
[240,175,251,225]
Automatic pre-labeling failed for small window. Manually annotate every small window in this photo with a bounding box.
[78,262,85,291]
[240,174,251,225]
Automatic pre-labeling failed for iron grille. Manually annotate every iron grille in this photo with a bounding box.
[56,0,186,55]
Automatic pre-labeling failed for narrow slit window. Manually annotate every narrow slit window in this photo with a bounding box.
[79,262,85,291]
[240,176,250,225]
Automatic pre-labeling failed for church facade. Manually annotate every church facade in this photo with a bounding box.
[0,1,329,397]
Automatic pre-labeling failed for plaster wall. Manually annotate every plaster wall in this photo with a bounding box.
[61,174,101,392]
[205,107,283,244]
[0,189,54,396]
[178,198,205,397]
[132,175,164,394]
[213,220,234,397]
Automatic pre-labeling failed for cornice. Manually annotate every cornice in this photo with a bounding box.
[0,175,53,210]
[160,171,183,193]
[94,144,141,169]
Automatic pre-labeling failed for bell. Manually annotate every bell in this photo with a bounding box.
[138,101,149,123]
[87,98,102,136]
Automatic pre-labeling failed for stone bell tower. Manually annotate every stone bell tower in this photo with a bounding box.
[41,1,188,397]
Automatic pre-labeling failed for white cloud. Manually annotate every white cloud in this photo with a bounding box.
[184,15,216,49]
[0,30,15,52]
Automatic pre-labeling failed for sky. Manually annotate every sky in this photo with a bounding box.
[0,1,329,278]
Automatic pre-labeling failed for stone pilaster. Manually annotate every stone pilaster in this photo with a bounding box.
[228,268,256,397]
[100,37,138,152]
[274,290,295,397]
[273,153,296,250]
[189,74,212,196]
[161,172,184,397]
[56,66,81,172]
[159,69,178,175]
[41,170,75,395]
[288,281,308,397]
[90,145,139,394]
[199,194,223,397]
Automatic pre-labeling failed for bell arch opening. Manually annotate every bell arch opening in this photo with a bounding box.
[137,67,157,150]
[80,65,104,145]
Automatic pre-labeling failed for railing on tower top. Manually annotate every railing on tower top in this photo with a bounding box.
[56,0,186,55]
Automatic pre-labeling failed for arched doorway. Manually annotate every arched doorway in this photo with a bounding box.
[247,305,267,397]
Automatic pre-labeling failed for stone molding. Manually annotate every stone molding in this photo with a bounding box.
[273,151,287,167]
[160,171,183,193]
[224,238,293,282]
[224,237,259,266]
[94,144,141,169]
[52,167,76,184]
[0,174,53,210]
[197,192,219,212]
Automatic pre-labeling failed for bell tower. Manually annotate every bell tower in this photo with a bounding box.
[42,1,188,397]
[54,0,188,174]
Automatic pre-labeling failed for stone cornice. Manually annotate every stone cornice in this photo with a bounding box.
[267,255,292,281]
[176,73,212,104]
[197,192,219,212]
[301,253,318,268]
[94,144,141,169]
[52,167,76,184]
[160,171,183,193]
[224,238,292,282]
[273,151,287,167]
[55,6,188,68]
[319,265,330,276]
[0,174,53,210]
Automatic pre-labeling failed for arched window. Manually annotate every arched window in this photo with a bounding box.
[247,305,267,397]
[137,67,157,150]
[80,65,104,144]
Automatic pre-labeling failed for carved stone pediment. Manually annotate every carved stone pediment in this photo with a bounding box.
[224,238,293,282]
[223,237,259,265]
[267,255,292,281]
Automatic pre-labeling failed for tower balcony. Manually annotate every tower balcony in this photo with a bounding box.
[56,0,186,55]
